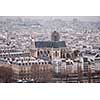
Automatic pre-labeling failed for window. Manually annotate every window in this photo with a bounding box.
[35,62,37,64]
[55,51,57,57]
[45,62,47,64]
[25,63,28,66]
[18,63,21,66]
[39,62,41,64]
[29,63,31,66]
[83,58,88,62]
[22,63,24,66]
[40,51,43,54]
[47,50,50,54]
[37,51,39,56]
[42,62,44,64]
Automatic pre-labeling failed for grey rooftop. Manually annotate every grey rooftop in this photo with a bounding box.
[35,41,66,48]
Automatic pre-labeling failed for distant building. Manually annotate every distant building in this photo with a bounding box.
[0,49,31,58]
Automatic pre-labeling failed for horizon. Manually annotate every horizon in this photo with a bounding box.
[0,16,100,22]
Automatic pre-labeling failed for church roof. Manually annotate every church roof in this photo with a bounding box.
[35,41,66,48]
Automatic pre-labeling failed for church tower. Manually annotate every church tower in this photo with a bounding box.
[30,37,35,49]
[51,31,60,41]
[30,34,36,57]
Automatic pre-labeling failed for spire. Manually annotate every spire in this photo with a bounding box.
[30,33,35,50]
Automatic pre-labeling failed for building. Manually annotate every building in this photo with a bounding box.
[34,31,67,60]
[0,48,31,58]
[94,54,100,72]
[9,57,53,82]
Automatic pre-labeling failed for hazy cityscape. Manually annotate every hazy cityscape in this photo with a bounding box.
[0,16,100,83]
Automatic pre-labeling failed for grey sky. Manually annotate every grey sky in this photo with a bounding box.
[0,16,100,22]
[30,16,100,22]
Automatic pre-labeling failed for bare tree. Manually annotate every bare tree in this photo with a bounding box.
[72,50,80,59]
[31,64,53,83]
[0,66,14,83]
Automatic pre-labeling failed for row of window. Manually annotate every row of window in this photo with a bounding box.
[37,50,50,55]
[15,62,49,66]
[0,50,20,53]
[0,53,30,57]
[15,58,35,62]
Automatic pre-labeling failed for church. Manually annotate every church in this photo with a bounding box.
[33,31,67,60]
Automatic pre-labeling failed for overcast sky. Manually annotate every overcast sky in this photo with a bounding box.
[30,16,100,22]
[0,16,100,22]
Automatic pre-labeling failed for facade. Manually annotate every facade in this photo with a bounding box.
[0,49,31,58]
[0,53,53,82]
[10,57,53,82]
[94,54,100,71]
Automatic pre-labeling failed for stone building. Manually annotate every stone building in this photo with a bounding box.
[94,54,100,72]
[34,31,67,60]
[9,57,53,82]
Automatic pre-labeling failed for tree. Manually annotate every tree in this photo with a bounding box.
[66,53,71,59]
[0,66,14,83]
[31,64,53,83]
[72,50,80,59]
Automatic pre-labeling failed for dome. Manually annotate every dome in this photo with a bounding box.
[51,31,60,41]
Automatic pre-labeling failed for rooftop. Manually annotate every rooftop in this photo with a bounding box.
[35,41,66,48]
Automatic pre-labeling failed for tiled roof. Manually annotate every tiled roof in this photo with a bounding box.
[35,41,66,48]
